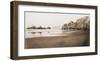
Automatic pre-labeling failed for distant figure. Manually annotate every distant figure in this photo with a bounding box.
[48,31,50,33]
[31,32,36,34]
[38,32,42,35]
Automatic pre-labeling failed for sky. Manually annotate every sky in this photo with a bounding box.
[25,11,89,28]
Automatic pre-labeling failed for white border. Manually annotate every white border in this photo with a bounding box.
[18,5,95,56]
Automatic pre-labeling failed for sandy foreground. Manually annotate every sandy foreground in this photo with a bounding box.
[25,31,89,49]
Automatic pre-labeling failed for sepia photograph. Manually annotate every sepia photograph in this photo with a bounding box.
[25,11,90,49]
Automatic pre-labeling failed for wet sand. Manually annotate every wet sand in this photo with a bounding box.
[25,31,89,49]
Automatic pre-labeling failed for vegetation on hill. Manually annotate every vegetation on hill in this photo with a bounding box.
[62,16,90,31]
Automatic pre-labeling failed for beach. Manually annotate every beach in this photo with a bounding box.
[25,30,89,49]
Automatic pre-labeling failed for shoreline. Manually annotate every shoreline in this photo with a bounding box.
[25,30,89,49]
